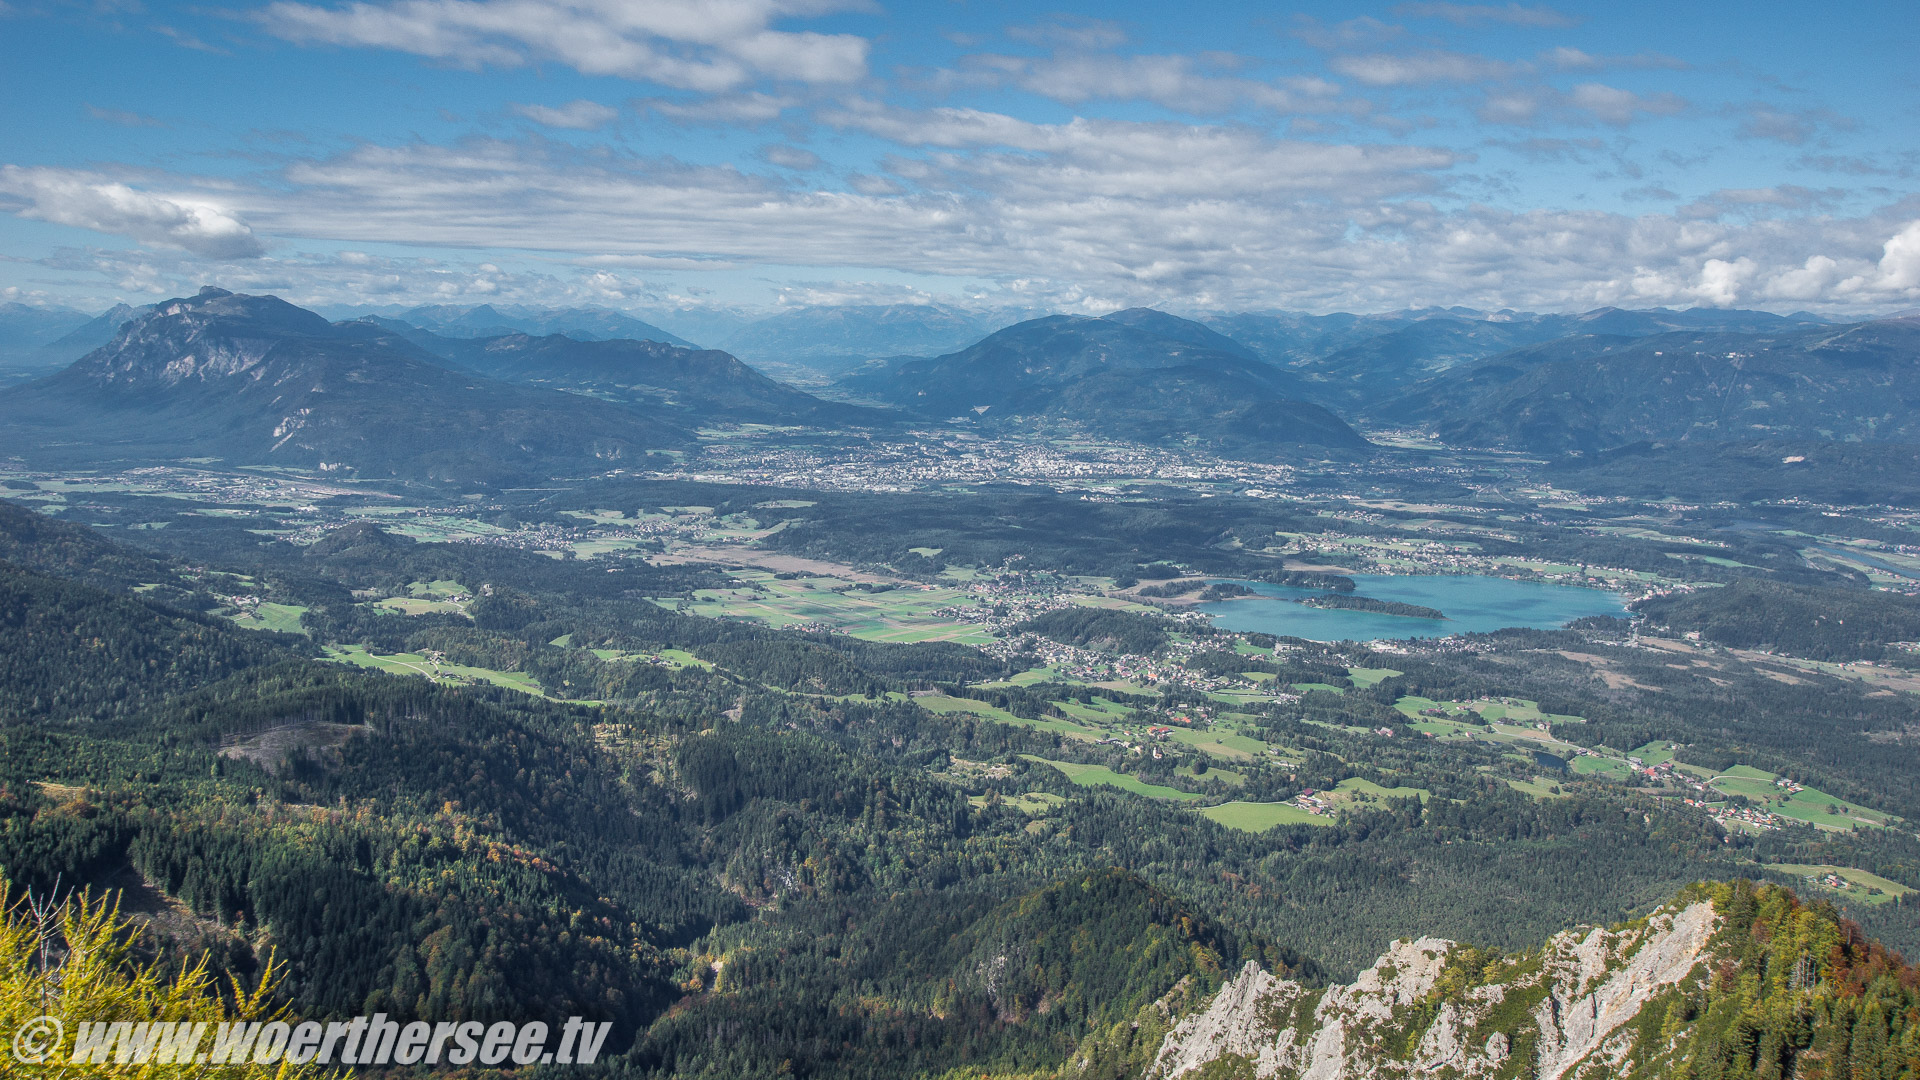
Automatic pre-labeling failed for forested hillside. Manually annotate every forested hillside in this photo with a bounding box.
[5,479,1920,1079]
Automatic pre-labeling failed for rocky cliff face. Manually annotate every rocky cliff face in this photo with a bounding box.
[1149,901,1718,1080]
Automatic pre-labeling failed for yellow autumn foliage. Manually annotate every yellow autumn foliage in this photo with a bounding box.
[0,884,336,1078]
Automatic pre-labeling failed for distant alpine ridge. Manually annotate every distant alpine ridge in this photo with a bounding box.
[0,288,862,484]
[840,310,1369,456]
[2,290,1911,482]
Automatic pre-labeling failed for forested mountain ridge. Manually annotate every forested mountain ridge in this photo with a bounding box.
[389,302,698,348]
[839,314,1367,454]
[0,288,692,483]
[1375,317,1920,451]
[401,330,884,425]
[1191,305,1838,411]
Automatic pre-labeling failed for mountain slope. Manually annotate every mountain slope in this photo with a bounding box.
[0,302,93,371]
[394,302,697,347]
[1101,307,1262,362]
[0,288,690,483]
[1397,318,1920,451]
[719,303,997,378]
[1152,880,1913,1080]
[409,331,885,426]
[839,314,1366,454]
[1201,307,1843,412]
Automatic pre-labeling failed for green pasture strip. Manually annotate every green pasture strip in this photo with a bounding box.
[1506,778,1568,799]
[1335,777,1429,802]
[1764,864,1912,904]
[1628,741,1676,765]
[1199,801,1332,832]
[915,694,1104,740]
[228,602,309,635]
[1021,756,1204,801]
[967,792,1065,815]
[325,644,547,697]
[1346,666,1403,688]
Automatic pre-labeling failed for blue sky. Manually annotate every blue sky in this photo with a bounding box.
[1,0,1915,317]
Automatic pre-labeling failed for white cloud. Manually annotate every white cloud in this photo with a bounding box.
[9,121,1916,316]
[638,91,797,124]
[1392,2,1576,28]
[820,101,1054,149]
[85,104,167,127]
[1731,103,1855,146]
[1541,47,1684,72]
[511,99,619,130]
[0,166,265,258]
[758,143,822,170]
[1867,220,1920,292]
[1330,51,1516,86]
[1568,82,1685,125]
[1005,16,1125,51]
[971,52,1350,115]
[1763,255,1839,300]
[257,0,872,90]
[1479,83,1686,127]
[1694,256,1757,306]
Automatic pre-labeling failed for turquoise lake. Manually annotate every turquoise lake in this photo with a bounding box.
[1195,574,1629,642]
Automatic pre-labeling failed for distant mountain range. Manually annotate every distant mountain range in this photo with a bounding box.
[716,304,1007,381]
[383,303,697,348]
[9,293,1909,473]
[1371,316,1920,452]
[840,311,1367,455]
[1198,306,1841,410]
[0,301,136,378]
[0,289,701,484]
[388,326,883,426]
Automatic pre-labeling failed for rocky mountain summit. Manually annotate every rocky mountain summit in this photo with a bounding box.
[1146,881,1911,1080]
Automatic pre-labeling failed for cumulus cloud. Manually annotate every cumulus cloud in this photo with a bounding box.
[1694,256,1757,306]
[0,166,265,258]
[511,99,619,130]
[257,0,872,89]
[1865,221,1920,292]
[1763,255,1840,300]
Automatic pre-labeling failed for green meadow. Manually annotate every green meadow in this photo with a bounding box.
[1766,864,1912,905]
[1021,756,1204,801]
[681,571,995,644]
[1200,801,1331,832]
[227,602,309,635]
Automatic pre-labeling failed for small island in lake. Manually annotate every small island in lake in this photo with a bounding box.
[1297,593,1446,619]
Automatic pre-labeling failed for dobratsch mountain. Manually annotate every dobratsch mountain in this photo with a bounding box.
[0,287,692,483]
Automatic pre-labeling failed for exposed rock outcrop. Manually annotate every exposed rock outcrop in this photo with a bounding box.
[1150,901,1717,1080]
